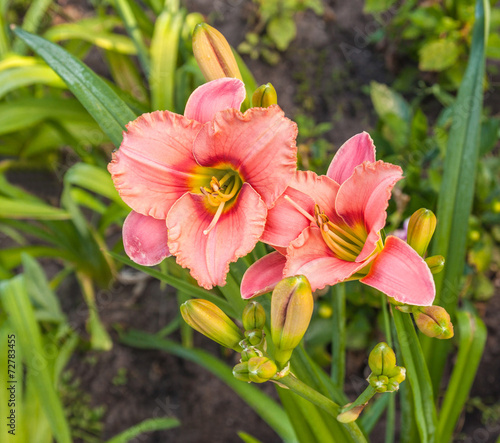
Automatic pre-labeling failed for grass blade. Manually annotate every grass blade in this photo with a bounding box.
[393,309,437,443]
[0,64,66,98]
[0,276,72,443]
[0,197,70,220]
[12,27,137,147]
[437,310,487,442]
[112,0,150,74]
[105,418,180,443]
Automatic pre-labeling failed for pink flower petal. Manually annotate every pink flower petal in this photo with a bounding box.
[108,111,202,219]
[123,211,170,266]
[241,251,286,299]
[193,106,297,207]
[262,171,340,248]
[284,226,370,292]
[336,161,403,262]
[166,183,267,289]
[184,78,246,124]
[327,132,376,185]
[361,236,435,306]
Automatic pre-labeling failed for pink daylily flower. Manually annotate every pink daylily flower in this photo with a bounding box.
[241,132,435,306]
[109,78,298,289]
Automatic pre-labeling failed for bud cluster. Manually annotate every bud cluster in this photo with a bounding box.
[367,342,406,393]
[180,275,314,385]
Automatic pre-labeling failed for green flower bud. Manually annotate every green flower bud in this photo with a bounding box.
[180,299,244,351]
[368,342,396,376]
[252,83,278,108]
[425,255,445,274]
[242,301,266,331]
[387,366,406,386]
[368,374,389,393]
[247,357,278,383]
[413,306,454,339]
[271,275,314,367]
[407,208,437,257]
[244,329,263,346]
[192,23,243,82]
[240,347,260,362]
[233,361,250,382]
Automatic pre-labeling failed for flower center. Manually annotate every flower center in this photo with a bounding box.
[284,195,367,262]
[313,205,366,262]
[191,167,243,235]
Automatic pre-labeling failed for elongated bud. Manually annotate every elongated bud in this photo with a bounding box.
[337,404,366,423]
[192,23,242,81]
[368,342,396,376]
[425,255,445,274]
[252,83,278,107]
[407,208,437,256]
[180,299,244,351]
[242,301,266,331]
[247,356,278,383]
[271,276,314,367]
[413,306,454,339]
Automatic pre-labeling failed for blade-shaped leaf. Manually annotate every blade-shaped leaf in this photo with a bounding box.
[12,27,137,147]
[437,310,487,442]
[0,276,72,443]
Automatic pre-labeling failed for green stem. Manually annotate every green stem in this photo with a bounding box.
[331,283,346,388]
[385,394,395,443]
[340,385,377,413]
[381,294,393,348]
[277,374,368,443]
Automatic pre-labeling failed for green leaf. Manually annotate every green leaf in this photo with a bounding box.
[364,0,398,13]
[0,197,70,220]
[44,23,137,54]
[419,39,461,72]
[486,31,500,59]
[64,163,126,206]
[121,330,297,443]
[370,81,411,122]
[150,9,184,111]
[422,0,489,393]
[393,309,437,443]
[13,27,137,147]
[12,0,52,53]
[105,418,180,443]
[267,15,297,51]
[437,310,486,442]
[0,97,98,136]
[0,275,72,443]
[0,65,66,98]
[22,253,66,323]
[238,431,263,443]
[112,0,151,74]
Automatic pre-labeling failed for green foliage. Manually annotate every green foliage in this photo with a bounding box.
[365,0,500,91]
[238,0,323,64]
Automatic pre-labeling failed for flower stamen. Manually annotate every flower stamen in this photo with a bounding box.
[204,201,226,235]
